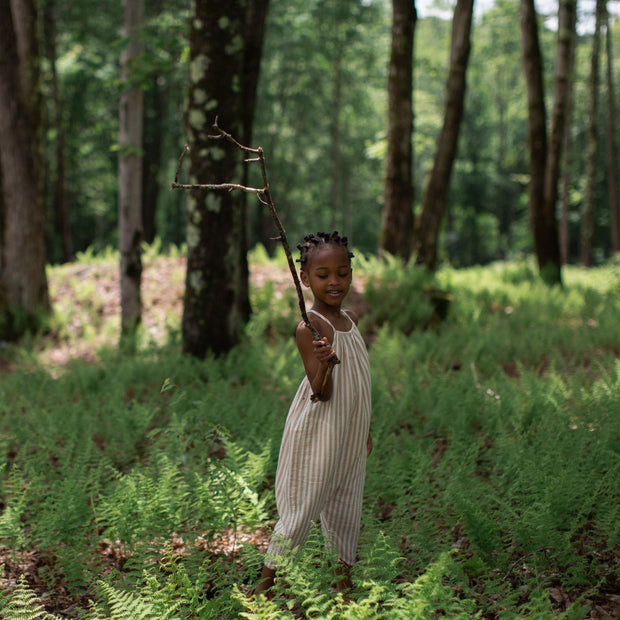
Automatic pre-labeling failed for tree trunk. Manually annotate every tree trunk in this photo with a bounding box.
[520,0,562,285]
[413,0,474,271]
[559,8,577,265]
[580,0,603,267]
[379,0,416,261]
[141,77,164,245]
[604,7,620,253]
[237,0,269,322]
[243,0,269,144]
[43,0,72,263]
[330,48,343,231]
[118,0,144,342]
[183,0,249,358]
[246,0,273,255]
[0,0,50,338]
[546,0,576,267]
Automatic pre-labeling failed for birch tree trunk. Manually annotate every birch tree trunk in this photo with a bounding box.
[0,0,49,339]
[379,0,416,261]
[580,0,603,267]
[118,0,144,342]
[413,0,474,271]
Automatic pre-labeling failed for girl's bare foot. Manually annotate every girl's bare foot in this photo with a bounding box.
[252,565,276,600]
[334,561,353,593]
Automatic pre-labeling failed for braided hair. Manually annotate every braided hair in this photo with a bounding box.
[297,231,354,271]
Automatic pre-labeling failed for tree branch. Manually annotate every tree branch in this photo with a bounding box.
[172,118,339,400]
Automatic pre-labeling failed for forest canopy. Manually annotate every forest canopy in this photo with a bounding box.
[34,0,620,265]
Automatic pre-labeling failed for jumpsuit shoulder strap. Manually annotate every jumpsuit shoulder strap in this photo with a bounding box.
[306,308,337,331]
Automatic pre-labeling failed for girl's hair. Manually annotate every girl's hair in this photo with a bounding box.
[297,231,354,271]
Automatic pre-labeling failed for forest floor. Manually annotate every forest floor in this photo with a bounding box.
[2,257,619,619]
[0,256,372,615]
[36,255,368,371]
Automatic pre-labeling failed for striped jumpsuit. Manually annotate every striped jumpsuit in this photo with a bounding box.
[265,309,372,568]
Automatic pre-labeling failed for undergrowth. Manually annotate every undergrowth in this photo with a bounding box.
[0,253,618,618]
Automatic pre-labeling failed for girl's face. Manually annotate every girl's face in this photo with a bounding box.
[300,244,352,310]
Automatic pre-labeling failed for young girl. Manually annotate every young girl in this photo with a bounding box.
[254,231,372,597]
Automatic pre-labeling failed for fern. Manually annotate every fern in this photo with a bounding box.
[393,552,479,619]
[90,580,183,620]
[2,258,619,617]
[362,256,437,335]
[0,576,57,620]
[0,468,29,551]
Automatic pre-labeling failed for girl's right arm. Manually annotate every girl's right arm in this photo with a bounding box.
[296,320,335,401]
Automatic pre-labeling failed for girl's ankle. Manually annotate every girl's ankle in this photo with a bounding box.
[253,565,276,598]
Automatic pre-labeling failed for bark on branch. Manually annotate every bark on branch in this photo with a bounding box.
[172,119,339,399]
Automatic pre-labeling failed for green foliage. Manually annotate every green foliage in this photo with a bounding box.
[44,0,619,264]
[360,254,440,334]
[0,576,57,619]
[1,256,619,618]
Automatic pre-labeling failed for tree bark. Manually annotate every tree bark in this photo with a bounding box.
[520,0,562,285]
[238,0,269,322]
[243,0,269,146]
[141,77,164,245]
[379,0,416,261]
[245,0,273,255]
[118,0,145,341]
[43,0,72,263]
[580,0,604,267]
[546,0,576,267]
[183,0,249,358]
[413,0,474,271]
[330,47,344,232]
[604,7,620,253]
[559,7,577,265]
[0,0,50,338]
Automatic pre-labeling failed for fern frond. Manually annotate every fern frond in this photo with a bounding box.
[1,576,57,620]
[96,580,182,620]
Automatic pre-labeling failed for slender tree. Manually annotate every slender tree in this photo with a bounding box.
[379,0,416,260]
[237,0,270,322]
[559,7,578,265]
[118,0,145,343]
[413,0,474,271]
[604,6,620,253]
[545,0,576,268]
[520,0,562,285]
[43,0,72,263]
[0,0,50,339]
[245,0,272,251]
[243,0,270,148]
[580,0,604,267]
[140,0,164,246]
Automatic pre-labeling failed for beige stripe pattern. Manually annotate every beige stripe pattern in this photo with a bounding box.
[265,309,372,568]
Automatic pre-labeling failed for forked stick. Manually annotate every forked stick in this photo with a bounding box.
[172,119,339,400]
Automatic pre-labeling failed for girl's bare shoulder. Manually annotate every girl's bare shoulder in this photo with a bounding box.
[343,308,359,325]
[295,315,334,342]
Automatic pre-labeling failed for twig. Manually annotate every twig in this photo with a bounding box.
[172,118,339,399]
[501,548,546,582]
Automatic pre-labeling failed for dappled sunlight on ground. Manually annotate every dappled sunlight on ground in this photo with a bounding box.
[41,256,368,371]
